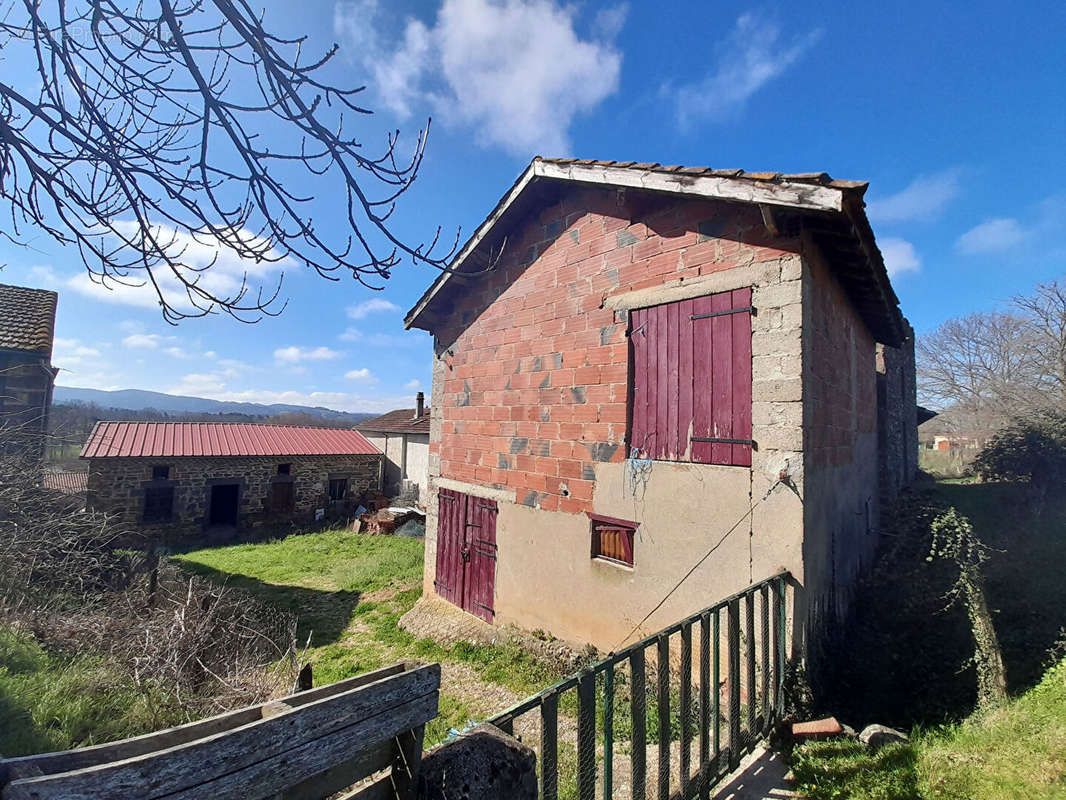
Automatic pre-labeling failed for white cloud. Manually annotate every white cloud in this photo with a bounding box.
[346,298,401,320]
[866,170,962,223]
[52,337,104,370]
[165,346,190,359]
[879,237,921,277]
[166,371,411,413]
[169,372,228,396]
[345,368,377,382]
[670,13,821,127]
[956,218,1025,254]
[404,379,422,390]
[338,327,430,348]
[203,350,217,359]
[122,333,162,349]
[274,346,342,363]
[334,0,624,155]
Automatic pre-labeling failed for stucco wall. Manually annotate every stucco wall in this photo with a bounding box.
[86,454,382,542]
[361,432,430,504]
[422,188,810,650]
[800,238,880,633]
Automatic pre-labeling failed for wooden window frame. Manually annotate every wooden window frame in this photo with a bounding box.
[277,463,291,476]
[151,464,170,480]
[328,477,349,503]
[588,512,637,568]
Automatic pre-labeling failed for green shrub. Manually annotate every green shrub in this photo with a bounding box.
[973,411,1066,495]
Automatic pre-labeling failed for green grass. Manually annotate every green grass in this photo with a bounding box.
[176,528,567,746]
[0,627,180,757]
[792,655,1066,800]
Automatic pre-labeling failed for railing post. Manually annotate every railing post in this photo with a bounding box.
[773,576,786,718]
[760,585,770,735]
[631,648,647,800]
[727,599,741,772]
[680,622,692,798]
[577,671,596,800]
[699,613,711,800]
[540,693,558,800]
[713,608,720,771]
[745,593,756,737]
[657,633,671,800]
[604,665,614,798]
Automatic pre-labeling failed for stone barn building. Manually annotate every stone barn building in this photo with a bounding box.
[0,283,59,457]
[405,157,917,651]
[356,392,431,504]
[82,422,383,541]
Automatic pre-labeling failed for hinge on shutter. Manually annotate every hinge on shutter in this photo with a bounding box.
[690,436,757,449]
[690,306,755,320]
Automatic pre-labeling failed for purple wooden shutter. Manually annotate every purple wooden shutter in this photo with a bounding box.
[630,289,752,466]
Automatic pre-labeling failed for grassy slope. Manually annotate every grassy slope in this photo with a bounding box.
[792,655,1066,800]
[175,529,566,745]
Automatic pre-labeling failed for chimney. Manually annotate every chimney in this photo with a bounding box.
[414,391,425,419]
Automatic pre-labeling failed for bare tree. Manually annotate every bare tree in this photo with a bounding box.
[0,1,457,322]
[1013,279,1066,408]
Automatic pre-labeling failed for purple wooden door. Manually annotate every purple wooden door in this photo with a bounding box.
[464,496,498,623]
[434,488,463,606]
[434,489,497,622]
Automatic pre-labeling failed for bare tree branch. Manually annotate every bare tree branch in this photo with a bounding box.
[0,1,461,322]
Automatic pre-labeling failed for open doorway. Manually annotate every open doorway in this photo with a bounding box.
[209,483,240,527]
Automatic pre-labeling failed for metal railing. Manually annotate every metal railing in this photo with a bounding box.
[487,572,789,800]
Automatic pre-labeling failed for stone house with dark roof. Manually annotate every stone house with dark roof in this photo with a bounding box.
[0,283,59,457]
[356,392,431,503]
[82,421,383,542]
[404,157,918,651]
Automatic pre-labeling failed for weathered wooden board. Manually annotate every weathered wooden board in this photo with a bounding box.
[3,664,439,800]
[1,662,410,777]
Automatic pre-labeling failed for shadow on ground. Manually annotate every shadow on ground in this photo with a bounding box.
[176,561,362,647]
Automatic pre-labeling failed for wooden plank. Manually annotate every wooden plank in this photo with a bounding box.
[666,300,680,460]
[646,304,659,458]
[678,298,694,462]
[0,664,408,776]
[343,773,396,800]
[710,291,732,465]
[390,725,426,799]
[5,666,440,800]
[730,288,753,467]
[655,304,669,461]
[631,307,648,456]
[690,294,713,464]
[630,649,647,800]
[279,740,395,799]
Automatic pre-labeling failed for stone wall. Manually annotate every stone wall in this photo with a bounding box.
[0,350,55,455]
[801,237,880,633]
[876,319,918,500]
[86,453,382,542]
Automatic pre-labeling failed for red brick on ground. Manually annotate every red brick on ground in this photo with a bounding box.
[791,717,843,739]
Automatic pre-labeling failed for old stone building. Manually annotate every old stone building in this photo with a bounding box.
[0,283,59,457]
[82,422,382,541]
[405,157,918,650]
[356,392,431,504]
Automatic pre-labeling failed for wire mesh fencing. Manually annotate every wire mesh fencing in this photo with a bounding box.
[488,572,789,800]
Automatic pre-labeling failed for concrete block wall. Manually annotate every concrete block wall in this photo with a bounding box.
[86,454,381,542]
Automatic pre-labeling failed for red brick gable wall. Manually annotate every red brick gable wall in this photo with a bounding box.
[433,186,801,515]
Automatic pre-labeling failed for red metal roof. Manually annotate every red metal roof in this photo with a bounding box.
[80,422,380,459]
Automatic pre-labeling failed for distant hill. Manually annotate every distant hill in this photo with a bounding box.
[54,386,376,424]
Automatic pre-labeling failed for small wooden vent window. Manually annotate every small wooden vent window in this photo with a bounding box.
[277,463,291,475]
[143,486,175,522]
[152,464,170,480]
[589,513,637,567]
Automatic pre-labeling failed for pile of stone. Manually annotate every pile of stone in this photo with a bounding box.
[356,506,425,535]
[790,716,910,750]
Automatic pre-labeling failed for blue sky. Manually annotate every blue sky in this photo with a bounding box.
[2,0,1064,412]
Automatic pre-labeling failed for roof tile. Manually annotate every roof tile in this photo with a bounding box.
[0,284,57,354]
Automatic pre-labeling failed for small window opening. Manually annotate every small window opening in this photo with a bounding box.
[589,513,637,567]
[277,463,291,475]
[152,464,170,481]
[328,477,348,503]
[144,486,175,522]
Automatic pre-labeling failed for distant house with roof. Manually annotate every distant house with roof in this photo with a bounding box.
[356,392,430,503]
[0,283,59,456]
[404,157,918,649]
[81,422,383,540]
